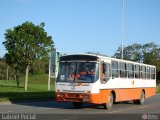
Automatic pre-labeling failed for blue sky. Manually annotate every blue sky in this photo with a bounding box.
[0,0,160,57]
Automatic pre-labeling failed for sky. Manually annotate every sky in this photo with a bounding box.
[0,0,160,57]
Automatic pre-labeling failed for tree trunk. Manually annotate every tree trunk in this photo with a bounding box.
[48,75,51,91]
[25,65,29,91]
[6,66,9,81]
[15,67,20,87]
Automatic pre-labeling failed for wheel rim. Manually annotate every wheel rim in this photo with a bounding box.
[108,94,113,107]
[141,93,145,103]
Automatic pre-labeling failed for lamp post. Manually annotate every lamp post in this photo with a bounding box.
[121,0,124,60]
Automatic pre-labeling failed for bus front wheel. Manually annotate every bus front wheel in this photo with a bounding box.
[104,93,114,110]
[133,91,145,105]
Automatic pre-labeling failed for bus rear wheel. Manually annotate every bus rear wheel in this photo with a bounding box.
[73,102,82,108]
[104,93,114,110]
[133,91,145,105]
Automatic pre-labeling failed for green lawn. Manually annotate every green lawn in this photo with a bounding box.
[0,74,55,102]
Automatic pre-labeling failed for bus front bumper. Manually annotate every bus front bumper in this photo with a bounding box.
[56,92,90,102]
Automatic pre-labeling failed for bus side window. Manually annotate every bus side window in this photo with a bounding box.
[151,67,156,80]
[128,63,134,79]
[146,66,151,80]
[100,62,111,83]
[111,60,119,78]
[141,65,146,79]
[135,64,140,79]
[120,62,127,78]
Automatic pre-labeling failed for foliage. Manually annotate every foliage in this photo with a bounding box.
[30,59,49,75]
[0,58,6,80]
[3,21,54,90]
[0,58,17,80]
[0,58,49,80]
[113,43,143,62]
[156,85,160,93]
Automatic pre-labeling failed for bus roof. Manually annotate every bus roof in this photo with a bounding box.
[60,53,156,67]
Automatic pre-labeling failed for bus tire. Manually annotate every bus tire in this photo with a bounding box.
[133,91,145,105]
[104,93,114,110]
[73,102,82,108]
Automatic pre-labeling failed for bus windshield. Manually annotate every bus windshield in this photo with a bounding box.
[57,62,99,83]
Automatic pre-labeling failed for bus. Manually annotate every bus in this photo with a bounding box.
[55,53,156,110]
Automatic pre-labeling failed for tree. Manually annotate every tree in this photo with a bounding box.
[113,43,143,62]
[0,57,7,80]
[30,59,49,75]
[3,53,20,87]
[142,43,160,81]
[142,43,160,65]
[3,21,54,91]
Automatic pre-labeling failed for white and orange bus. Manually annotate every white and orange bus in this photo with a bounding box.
[55,54,156,110]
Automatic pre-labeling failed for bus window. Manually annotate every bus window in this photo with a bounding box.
[141,66,146,79]
[128,63,134,78]
[151,67,155,80]
[100,62,111,83]
[58,62,99,83]
[119,62,127,78]
[146,66,151,80]
[135,64,140,79]
[111,60,119,78]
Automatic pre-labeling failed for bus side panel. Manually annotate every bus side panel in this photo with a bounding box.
[90,89,142,104]
[90,90,112,104]
[90,88,155,104]
[114,88,155,102]
[145,87,155,98]
[115,88,142,102]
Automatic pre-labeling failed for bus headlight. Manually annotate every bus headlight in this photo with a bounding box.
[82,95,90,102]
[57,93,65,97]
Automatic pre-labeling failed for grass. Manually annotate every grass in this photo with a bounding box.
[0,74,55,102]
[156,85,160,94]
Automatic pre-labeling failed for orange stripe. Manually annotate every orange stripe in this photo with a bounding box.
[90,90,111,104]
[90,88,155,104]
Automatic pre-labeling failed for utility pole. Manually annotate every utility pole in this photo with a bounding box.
[121,0,124,60]
[48,52,51,91]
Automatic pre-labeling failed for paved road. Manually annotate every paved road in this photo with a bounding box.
[0,94,160,120]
